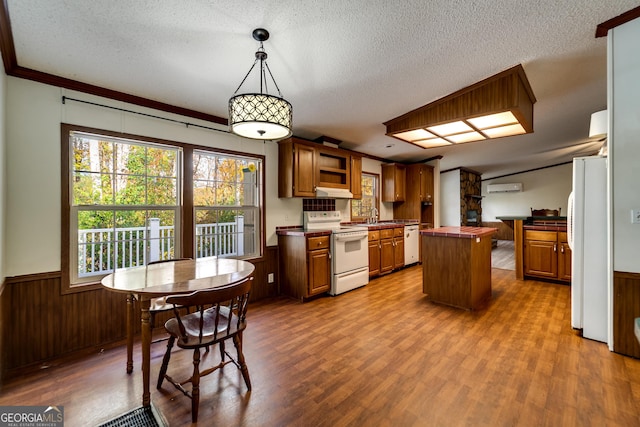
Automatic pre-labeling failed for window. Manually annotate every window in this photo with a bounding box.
[351,172,379,220]
[193,150,261,259]
[62,125,264,291]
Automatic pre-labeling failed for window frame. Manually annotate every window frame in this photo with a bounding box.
[351,171,380,221]
[61,124,265,294]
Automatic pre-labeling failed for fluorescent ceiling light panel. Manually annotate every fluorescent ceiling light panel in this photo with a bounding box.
[384,64,536,149]
[482,123,526,138]
[467,111,518,129]
[393,129,435,142]
[427,121,472,136]
[447,131,486,143]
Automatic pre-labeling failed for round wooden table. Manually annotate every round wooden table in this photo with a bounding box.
[101,257,255,407]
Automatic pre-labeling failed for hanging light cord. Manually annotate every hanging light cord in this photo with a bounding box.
[232,42,284,98]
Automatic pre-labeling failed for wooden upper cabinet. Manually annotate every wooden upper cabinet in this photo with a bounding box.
[382,163,406,202]
[294,144,317,196]
[350,155,363,199]
[419,165,434,203]
[317,148,350,189]
[278,137,358,198]
[278,138,316,197]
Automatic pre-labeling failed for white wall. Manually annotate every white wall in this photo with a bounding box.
[482,163,573,221]
[4,77,389,277]
[610,18,640,273]
[440,169,460,226]
[0,52,6,283]
[4,77,304,277]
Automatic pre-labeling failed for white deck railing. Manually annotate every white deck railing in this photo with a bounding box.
[78,217,244,277]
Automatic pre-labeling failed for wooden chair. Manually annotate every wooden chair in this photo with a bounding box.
[157,276,253,423]
[146,258,192,336]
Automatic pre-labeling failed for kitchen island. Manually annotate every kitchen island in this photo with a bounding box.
[421,226,497,310]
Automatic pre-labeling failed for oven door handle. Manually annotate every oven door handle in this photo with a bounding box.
[334,234,368,242]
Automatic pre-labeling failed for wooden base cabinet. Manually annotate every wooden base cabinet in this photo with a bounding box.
[524,230,571,282]
[392,227,404,270]
[368,227,404,277]
[613,271,640,358]
[278,234,331,301]
[368,231,381,277]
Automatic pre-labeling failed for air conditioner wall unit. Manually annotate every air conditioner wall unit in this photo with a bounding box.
[487,183,523,193]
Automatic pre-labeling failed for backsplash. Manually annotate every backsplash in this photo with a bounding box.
[303,198,336,211]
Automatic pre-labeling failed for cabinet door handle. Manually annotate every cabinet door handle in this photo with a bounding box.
[553,243,557,252]
[560,244,564,254]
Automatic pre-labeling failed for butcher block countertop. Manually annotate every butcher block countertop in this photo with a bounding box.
[420,226,498,239]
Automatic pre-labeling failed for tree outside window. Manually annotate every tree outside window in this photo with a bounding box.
[351,172,379,220]
[63,125,264,291]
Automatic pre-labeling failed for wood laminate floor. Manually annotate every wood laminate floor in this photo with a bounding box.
[1,266,639,426]
[492,240,515,271]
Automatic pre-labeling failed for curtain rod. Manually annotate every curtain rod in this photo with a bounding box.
[61,96,231,135]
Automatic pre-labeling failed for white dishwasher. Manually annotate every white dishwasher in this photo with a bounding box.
[404,224,420,266]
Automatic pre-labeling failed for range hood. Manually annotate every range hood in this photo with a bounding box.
[315,186,353,199]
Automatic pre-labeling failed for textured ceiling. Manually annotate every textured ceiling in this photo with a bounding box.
[5,1,638,178]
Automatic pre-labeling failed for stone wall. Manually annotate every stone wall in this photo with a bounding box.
[459,168,482,225]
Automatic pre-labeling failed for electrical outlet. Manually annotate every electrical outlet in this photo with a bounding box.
[632,209,640,224]
[268,273,275,283]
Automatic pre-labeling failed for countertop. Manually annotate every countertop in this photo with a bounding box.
[276,227,331,237]
[349,222,406,230]
[420,226,498,239]
[276,220,414,236]
[496,216,567,221]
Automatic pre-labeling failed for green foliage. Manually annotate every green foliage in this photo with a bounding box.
[73,135,178,230]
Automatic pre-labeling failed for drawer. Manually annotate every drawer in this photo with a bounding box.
[368,230,380,241]
[525,230,557,242]
[394,227,404,237]
[307,236,330,250]
[558,231,568,242]
[380,228,394,239]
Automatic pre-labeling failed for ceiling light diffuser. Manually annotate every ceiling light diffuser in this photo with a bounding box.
[384,64,536,149]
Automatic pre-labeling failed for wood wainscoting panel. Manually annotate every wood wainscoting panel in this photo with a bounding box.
[613,271,640,358]
[482,221,514,241]
[2,272,128,374]
[1,247,279,377]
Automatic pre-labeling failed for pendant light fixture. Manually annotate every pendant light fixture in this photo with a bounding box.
[229,28,293,140]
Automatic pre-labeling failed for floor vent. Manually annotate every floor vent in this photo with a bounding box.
[98,406,161,427]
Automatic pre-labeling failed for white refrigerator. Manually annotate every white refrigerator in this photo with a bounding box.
[567,155,608,344]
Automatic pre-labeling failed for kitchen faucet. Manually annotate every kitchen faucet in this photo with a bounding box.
[370,207,379,224]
